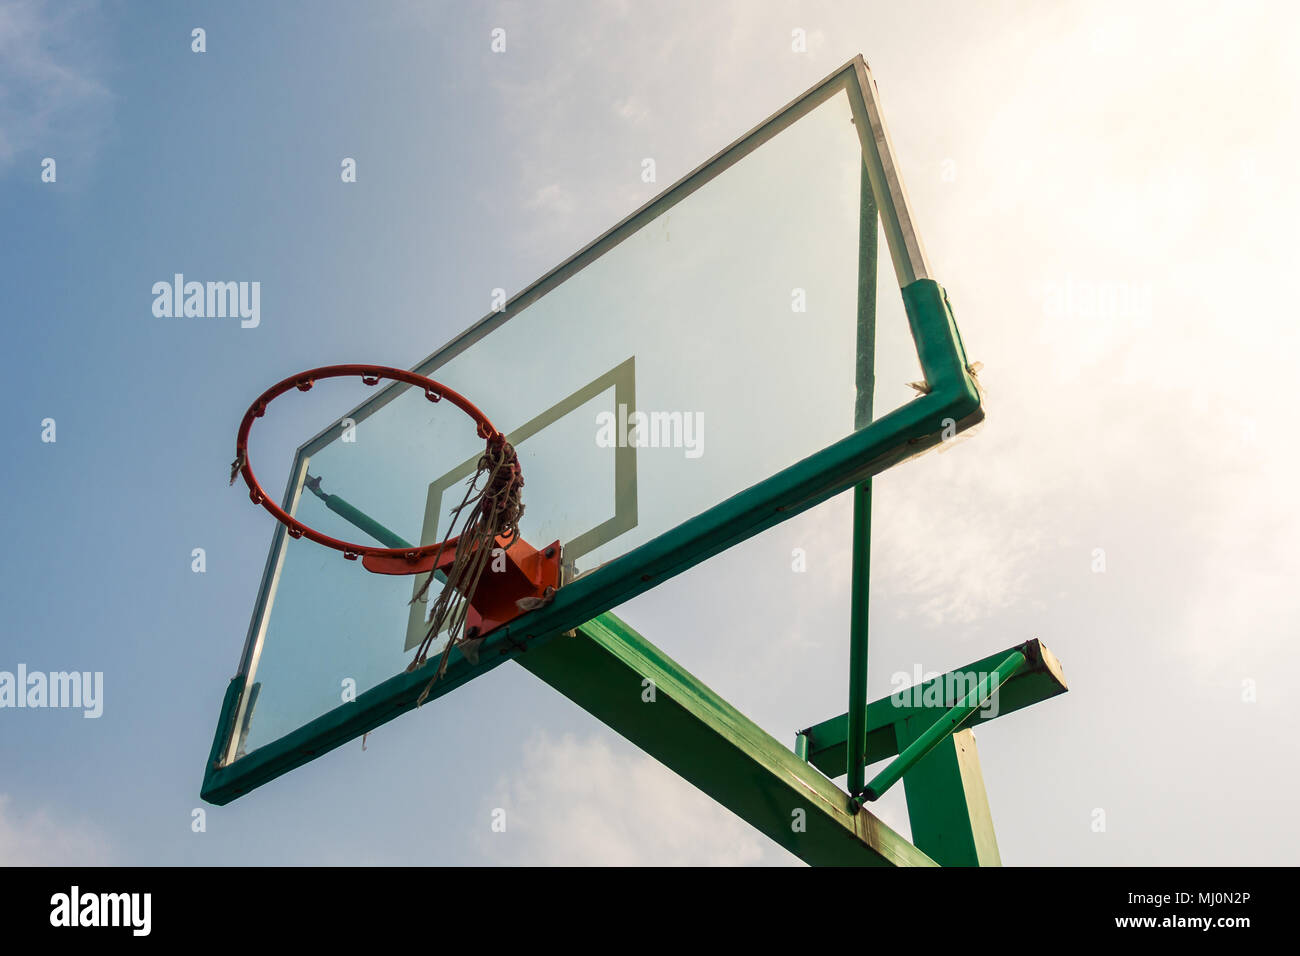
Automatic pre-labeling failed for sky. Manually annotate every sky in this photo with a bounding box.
[2,0,1298,866]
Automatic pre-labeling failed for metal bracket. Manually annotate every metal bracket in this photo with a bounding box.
[364,536,563,636]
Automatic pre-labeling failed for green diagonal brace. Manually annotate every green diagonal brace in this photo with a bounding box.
[799,639,1068,779]
[519,614,936,867]
[864,650,1026,801]
[799,641,1065,865]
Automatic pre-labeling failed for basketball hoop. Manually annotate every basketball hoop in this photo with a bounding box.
[231,365,505,567]
[230,365,561,691]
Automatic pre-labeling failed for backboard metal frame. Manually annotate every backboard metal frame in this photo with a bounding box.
[202,55,984,813]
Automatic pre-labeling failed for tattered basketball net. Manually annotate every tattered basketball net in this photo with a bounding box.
[408,434,524,702]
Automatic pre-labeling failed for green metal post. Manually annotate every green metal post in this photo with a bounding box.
[846,483,871,799]
[846,159,878,800]
[323,495,409,549]
[304,477,453,598]
[898,727,1001,866]
[305,473,411,549]
[864,650,1026,801]
[794,732,810,762]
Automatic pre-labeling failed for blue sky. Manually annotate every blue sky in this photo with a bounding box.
[2,0,1298,865]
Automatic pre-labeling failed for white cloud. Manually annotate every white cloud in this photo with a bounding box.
[0,793,113,865]
[477,731,779,865]
[0,0,112,168]
[612,95,649,125]
[525,182,576,218]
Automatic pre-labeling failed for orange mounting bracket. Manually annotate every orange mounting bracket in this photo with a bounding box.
[363,536,562,636]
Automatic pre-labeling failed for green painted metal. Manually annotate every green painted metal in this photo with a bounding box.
[202,644,518,805]
[864,650,1026,801]
[307,491,460,600]
[846,482,872,800]
[794,732,810,762]
[317,489,408,550]
[898,728,1001,866]
[518,613,936,866]
[206,674,244,776]
[801,639,1068,779]
[846,158,878,800]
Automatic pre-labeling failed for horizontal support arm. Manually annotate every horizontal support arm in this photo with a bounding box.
[800,639,1067,779]
[863,650,1026,801]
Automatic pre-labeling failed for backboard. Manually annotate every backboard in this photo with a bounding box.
[202,56,983,805]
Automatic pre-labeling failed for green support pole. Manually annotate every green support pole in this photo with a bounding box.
[846,482,871,798]
[846,158,878,800]
[794,732,810,762]
[304,473,410,549]
[864,650,1026,801]
[322,495,409,549]
[898,727,1001,866]
[303,477,456,601]
[304,474,454,593]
